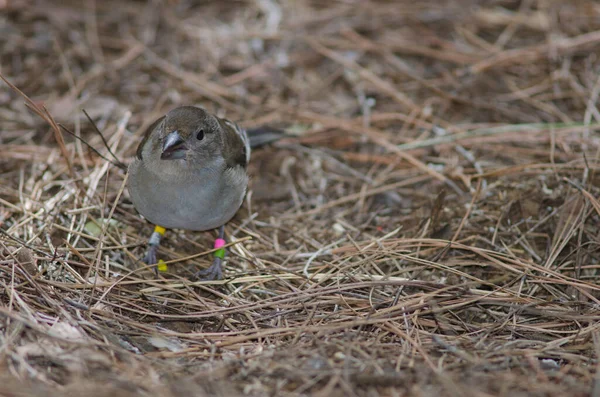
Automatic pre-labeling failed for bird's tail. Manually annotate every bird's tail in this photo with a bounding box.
[247,127,286,148]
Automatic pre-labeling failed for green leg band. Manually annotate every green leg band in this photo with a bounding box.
[214,248,225,259]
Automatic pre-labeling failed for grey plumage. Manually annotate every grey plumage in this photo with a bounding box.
[128,106,250,232]
[128,105,285,279]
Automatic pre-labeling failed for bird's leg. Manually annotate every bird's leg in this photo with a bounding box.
[195,225,226,280]
[144,225,167,275]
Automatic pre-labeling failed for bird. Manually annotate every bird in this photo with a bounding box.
[128,105,281,280]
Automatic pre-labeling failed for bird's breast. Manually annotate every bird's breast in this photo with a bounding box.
[128,160,248,231]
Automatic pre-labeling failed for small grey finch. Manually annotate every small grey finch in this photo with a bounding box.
[128,105,281,280]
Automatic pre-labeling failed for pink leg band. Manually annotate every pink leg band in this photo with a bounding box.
[214,238,226,249]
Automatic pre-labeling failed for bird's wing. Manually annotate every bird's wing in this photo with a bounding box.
[219,118,250,168]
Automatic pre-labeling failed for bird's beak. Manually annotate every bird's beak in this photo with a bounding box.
[161,131,187,160]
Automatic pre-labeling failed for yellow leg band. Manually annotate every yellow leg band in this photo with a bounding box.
[154,225,166,235]
[157,259,168,272]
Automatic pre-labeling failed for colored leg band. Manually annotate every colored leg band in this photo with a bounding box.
[148,231,162,246]
[157,259,168,272]
[214,248,225,259]
[214,238,226,249]
[213,238,226,259]
[154,225,166,235]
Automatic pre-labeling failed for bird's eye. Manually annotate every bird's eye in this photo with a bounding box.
[196,129,204,140]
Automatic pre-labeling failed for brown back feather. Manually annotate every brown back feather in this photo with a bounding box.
[218,118,247,169]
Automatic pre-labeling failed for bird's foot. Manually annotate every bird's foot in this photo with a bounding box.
[143,226,166,276]
[194,225,226,280]
[143,244,160,276]
[194,257,223,280]
[143,244,158,266]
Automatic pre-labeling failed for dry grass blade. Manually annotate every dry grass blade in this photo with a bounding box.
[1,1,599,396]
[0,73,75,179]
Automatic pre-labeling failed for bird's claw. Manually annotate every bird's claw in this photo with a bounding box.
[194,257,223,280]
[143,244,158,265]
[143,244,160,276]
